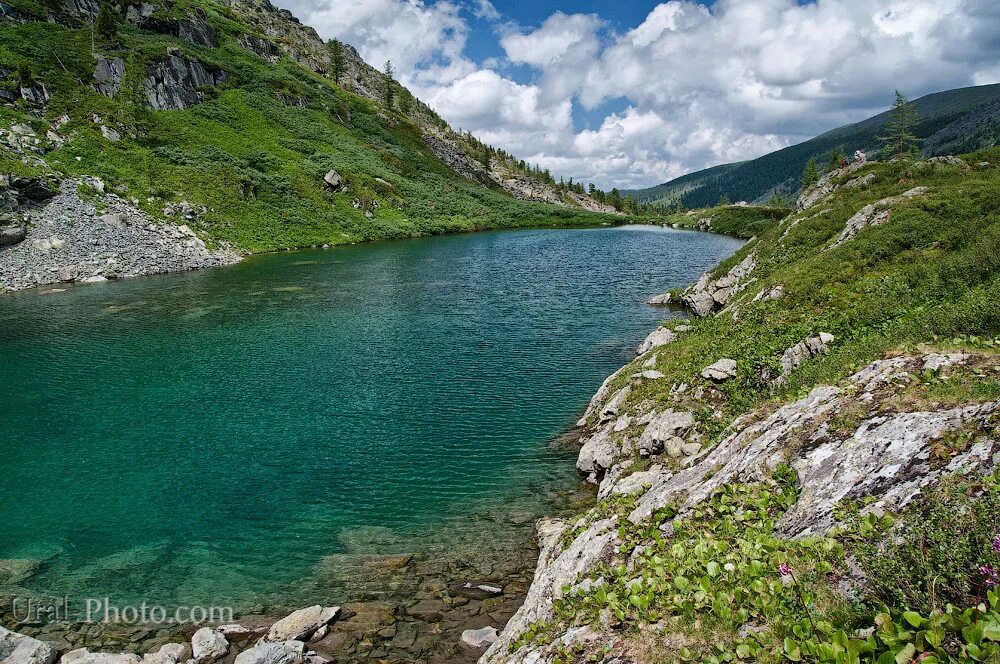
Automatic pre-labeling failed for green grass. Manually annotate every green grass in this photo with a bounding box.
[0,10,618,253]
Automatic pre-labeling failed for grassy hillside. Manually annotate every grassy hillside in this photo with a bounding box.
[0,0,616,253]
[501,149,1000,664]
[628,84,1000,210]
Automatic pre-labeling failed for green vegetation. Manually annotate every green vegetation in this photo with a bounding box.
[647,204,791,239]
[516,148,1000,663]
[94,2,118,44]
[0,2,619,253]
[517,469,1000,664]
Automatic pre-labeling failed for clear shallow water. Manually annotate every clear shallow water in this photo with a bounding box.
[0,225,741,610]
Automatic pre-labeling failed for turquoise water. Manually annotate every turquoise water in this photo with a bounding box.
[0,225,741,610]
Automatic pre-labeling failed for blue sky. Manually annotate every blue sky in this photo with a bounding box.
[273,0,1000,190]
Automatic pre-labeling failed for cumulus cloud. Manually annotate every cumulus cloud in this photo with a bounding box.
[275,0,472,81]
[271,0,1000,189]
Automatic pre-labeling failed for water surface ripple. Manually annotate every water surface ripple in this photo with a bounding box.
[0,225,742,609]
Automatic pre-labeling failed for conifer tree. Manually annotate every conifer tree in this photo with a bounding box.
[801,158,820,188]
[382,60,395,109]
[879,90,920,159]
[95,1,119,44]
[330,39,344,84]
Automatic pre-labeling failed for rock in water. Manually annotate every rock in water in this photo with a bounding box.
[191,628,228,663]
[0,626,57,664]
[461,627,498,649]
[263,606,340,643]
[59,650,140,664]
[234,642,305,664]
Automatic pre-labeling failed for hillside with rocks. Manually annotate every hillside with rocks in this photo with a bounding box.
[0,0,614,292]
[481,149,1000,663]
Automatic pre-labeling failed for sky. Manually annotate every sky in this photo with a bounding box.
[269,0,1000,190]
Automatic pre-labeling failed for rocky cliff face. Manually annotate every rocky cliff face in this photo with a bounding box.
[142,50,228,110]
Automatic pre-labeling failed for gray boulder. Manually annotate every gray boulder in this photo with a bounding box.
[59,650,140,664]
[191,628,228,663]
[322,170,342,190]
[0,626,57,664]
[701,358,737,381]
[636,327,676,355]
[234,642,305,664]
[263,606,340,643]
[0,217,26,246]
[179,17,218,47]
[636,409,695,456]
[19,82,49,105]
[461,626,498,649]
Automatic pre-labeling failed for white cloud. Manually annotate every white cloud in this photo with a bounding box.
[271,0,1000,189]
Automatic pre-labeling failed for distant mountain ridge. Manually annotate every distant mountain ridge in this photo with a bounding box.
[625,84,1000,209]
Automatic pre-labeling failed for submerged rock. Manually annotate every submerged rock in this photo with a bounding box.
[233,642,304,664]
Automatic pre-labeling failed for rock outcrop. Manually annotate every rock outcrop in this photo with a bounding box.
[828,187,928,249]
[680,252,756,317]
[484,351,1000,664]
[0,174,58,247]
[796,161,869,211]
[93,57,125,98]
[143,51,227,110]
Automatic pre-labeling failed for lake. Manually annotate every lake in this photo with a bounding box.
[0,225,742,612]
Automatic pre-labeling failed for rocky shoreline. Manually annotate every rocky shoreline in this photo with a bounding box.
[0,175,240,294]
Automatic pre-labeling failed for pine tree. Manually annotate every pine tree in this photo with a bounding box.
[95,1,119,44]
[801,159,820,188]
[878,90,920,159]
[398,88,413,116]
[382,60,396,109]
[717,193,731,206]
[330,39,344,84]
[609,188,623,211]
[826,147,845,173]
